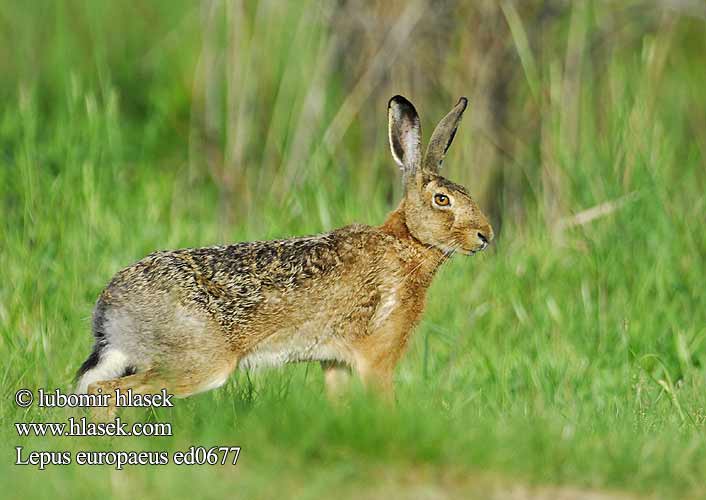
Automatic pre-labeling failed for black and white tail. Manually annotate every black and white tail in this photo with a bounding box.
[74,301,134,393]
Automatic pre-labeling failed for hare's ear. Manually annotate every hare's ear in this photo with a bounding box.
[388,95,422,182]
[423,97,467,172]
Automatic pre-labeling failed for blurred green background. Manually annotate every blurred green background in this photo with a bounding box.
[1,1,705,498]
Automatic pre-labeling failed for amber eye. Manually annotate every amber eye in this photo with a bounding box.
[434,193,450,206]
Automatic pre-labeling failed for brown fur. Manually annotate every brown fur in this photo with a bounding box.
[76,95,493,407]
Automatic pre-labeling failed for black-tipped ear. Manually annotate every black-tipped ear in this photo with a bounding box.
[388,95,422,179]
[423,97,467,172]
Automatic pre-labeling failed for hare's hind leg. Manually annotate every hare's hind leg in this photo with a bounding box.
[152,320,240,398]
[86,353,239,421]
[87,370,162,421]
[82,320,239,421]
[103,301,239,396]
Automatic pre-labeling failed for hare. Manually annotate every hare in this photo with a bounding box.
[75,95,493,403]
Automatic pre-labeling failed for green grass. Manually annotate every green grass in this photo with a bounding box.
[1,1,706,498]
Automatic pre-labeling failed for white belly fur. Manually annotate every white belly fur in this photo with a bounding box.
[238,324,349,371]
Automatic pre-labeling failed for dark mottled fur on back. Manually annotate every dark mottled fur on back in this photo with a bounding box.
[97,227,361,333]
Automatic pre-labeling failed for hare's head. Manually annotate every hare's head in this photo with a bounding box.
[388,95,493,255]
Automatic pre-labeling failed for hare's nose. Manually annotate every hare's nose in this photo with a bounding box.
[477,230,493,250]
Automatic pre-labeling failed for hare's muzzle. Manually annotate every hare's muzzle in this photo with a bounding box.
[477,231,489,250]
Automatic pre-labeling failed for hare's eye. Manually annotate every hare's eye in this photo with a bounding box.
[434,194,450,207]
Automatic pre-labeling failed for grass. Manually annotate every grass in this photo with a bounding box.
[1,1,705,498]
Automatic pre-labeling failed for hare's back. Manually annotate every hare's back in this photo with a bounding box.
[100,225,387,330]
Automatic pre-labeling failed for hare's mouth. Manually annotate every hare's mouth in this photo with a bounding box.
[457,242,488,256]
[444,248,475,256]
[440,240,488,256]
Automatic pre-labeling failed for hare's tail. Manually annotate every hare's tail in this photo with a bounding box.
[74,301,135,394]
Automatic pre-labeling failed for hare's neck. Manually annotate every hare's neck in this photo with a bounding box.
[380,206,448,281]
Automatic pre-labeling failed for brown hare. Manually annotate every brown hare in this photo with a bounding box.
[75,95,493,403]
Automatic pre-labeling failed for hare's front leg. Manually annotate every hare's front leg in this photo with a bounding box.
[354,358,395,399]
[352,339,401,401]
[351,309,419,401]
[321,361,351,400]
